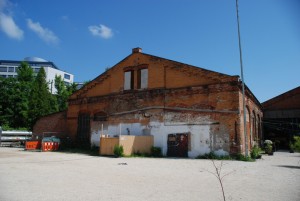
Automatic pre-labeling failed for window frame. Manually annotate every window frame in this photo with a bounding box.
[124,70,134,90]
[137,68,148,89]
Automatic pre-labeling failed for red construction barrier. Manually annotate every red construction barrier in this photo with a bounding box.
[25,141,41,150]
[42,142,59,152]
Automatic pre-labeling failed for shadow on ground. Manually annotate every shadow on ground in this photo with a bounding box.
[276,165,300,169]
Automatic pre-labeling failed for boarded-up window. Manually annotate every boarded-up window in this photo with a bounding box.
[124,71,134,90]
[137,69,148,89]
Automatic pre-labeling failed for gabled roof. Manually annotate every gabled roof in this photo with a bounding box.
[142,52,235,77]
[72,48,239,97]
[262,86,300,110]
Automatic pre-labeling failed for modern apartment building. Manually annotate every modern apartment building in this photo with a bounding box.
[0,57,74,94]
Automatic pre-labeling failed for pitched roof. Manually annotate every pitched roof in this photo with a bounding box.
[262,86,300,110]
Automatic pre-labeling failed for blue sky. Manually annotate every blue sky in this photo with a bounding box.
[0,0,299,103]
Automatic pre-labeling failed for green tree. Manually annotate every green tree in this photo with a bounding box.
[14,62,34,128]
[0,76,33,129]
[66,82,78,94]
[54,75,69,111]
[0,77,17,127]
[54,76,78,111]
[17,62,34,82]
[28,67,57,129]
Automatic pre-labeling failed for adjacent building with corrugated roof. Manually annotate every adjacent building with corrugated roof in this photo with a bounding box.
[263,86,300,149]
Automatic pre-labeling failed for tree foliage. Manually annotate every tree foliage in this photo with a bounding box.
[67,82,78,94]
[55,75,69,111]
[17,62,34,82]
[0,62,35,129]
[0,77,17,127]
[55,75,77,111]
[0,63,76,130]
[15,62,34,127]
[28,67,58,129]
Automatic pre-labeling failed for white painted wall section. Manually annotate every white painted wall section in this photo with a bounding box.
[90,112,230,157]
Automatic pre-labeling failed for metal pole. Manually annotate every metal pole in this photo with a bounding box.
[236,0,248,156]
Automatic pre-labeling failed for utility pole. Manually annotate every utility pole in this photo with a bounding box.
[236,0,248,156]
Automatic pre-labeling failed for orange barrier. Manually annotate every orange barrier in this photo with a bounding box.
[25,141,41,150]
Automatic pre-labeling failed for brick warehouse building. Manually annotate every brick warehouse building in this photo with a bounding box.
[262,86,300,149]
[33,48,262,157]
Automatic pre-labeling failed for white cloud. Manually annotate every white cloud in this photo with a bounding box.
[88,24,113,39]
[27,18,59,44]
[0,12,23,40]
[0,0,24,40]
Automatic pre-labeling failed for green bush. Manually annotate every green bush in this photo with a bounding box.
[113,145,124,157]
[150,146,162,157]
[234,154,254,162]
[196,151,255,162]
[196,152,231,160]
[234,154,243,160]
[264,140,273,154]
[131,151,149,157]
[1,124,29,131]
[196,152,218,159]
[250,145,262,159]
[290,136,300,152]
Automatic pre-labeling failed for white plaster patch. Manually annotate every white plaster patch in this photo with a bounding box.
[149,121,211,157]
[213,149,229,156]
[90,113,229,157]
[107,123,146,136]
[90,122,108,147]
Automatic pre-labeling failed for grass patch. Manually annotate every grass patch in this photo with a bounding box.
[150,146,162,157]
[130,151,150,157]
[196,152,255,162]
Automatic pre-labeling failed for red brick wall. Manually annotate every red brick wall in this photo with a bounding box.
[33,111,67,140]
[70,52,238,100]
[238,90,263,154]
[65,49,262,154]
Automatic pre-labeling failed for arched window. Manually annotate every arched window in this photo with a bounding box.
[252,111,256,146]
[245,106,251,149]
[257,114,262,145]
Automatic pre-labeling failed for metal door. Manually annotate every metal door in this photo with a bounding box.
[77,113,90,146]
[167,133,188,157]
